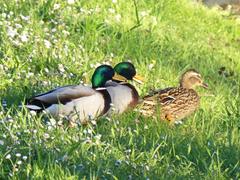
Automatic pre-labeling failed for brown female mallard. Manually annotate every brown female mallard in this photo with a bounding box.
[139,69,208,124]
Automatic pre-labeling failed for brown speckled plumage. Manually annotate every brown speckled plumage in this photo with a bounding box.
[140,69,208,124]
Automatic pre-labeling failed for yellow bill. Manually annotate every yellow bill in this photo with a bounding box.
[112,73,128,82]
[133,74,144,84]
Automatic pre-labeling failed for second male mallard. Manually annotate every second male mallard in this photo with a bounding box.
[106,62,144,114]
[139,69,208,124]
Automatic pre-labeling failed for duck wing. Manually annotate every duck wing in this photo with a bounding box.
[27,85,96,109]
[143,87,175,105]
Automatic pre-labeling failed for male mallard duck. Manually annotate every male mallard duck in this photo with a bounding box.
[105,62,144,114]
[26,65,117,125]
[140,69,208,124]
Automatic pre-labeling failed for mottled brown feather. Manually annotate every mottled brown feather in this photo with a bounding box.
[140,69,207,123]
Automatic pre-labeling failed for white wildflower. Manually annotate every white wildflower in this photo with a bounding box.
[26,72,34,78]
[63,30,70,36]
[67,0,75,4]
[20,33,28,42]
[112,0,117,3]
[15,23,22,29]
[51,28,57,33]
[17,160,22,165]
[44,68,49,73]
[2,13,7,18]
[16,153,21,157]
[148,63,154,70]
[43,133,50,139]
[44,39,51,49]
[140,11,149,17]
[0,140,4,145]
[6,154,11,159]
[108,8,115,14]
[58,64,65,72]
[91,120,97,125]
[87,129,92,134]
[115,14,121,22]
[7,27,18,38]
[20,15,30,21]
[53,3,60,10]
[49,118,56,126]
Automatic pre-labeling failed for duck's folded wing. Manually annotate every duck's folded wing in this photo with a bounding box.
[143,87,176,105]
[27,85,96,108]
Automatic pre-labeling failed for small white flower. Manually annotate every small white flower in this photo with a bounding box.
[87,129,92,134]
[95,134,101,140]
[67,0,75,4]
[140,11,149,17]
[108,8,115,14]
[17,160,22,165]
[62,30,70,36]
[22,156,28,161]
[0,140,4,145]
[115,14,121,22]
[112,0,117,3]
[43,133,50,139]
[58,64,65,72]
[91,120,97,125]
[16,153,21,157]
[51,28,57,33]
[44,39,51,49]
[15,23,22,29]
[26,72,34,78]
[6,154,11,159]
[49,118,56,126]
[145,165,150,171]
[2,13,7,18]
[20,15,30,21]
[44,68,49,73]
[20,33,28,42]
[7,27,18,38]
[53,3,60,10]
[148,63,154,70]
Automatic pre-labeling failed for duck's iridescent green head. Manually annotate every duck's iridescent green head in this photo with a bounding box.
[91,65,115,88]
[113,62,144,84]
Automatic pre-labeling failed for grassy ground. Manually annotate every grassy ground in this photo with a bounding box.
[0,0,240,179]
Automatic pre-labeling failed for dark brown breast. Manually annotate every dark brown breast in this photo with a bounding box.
[124,83,140,108]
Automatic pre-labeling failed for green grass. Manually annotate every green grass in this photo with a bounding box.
[0,0,240,179]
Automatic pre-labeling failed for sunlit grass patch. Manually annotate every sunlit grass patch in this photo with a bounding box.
[0,0,240,179]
